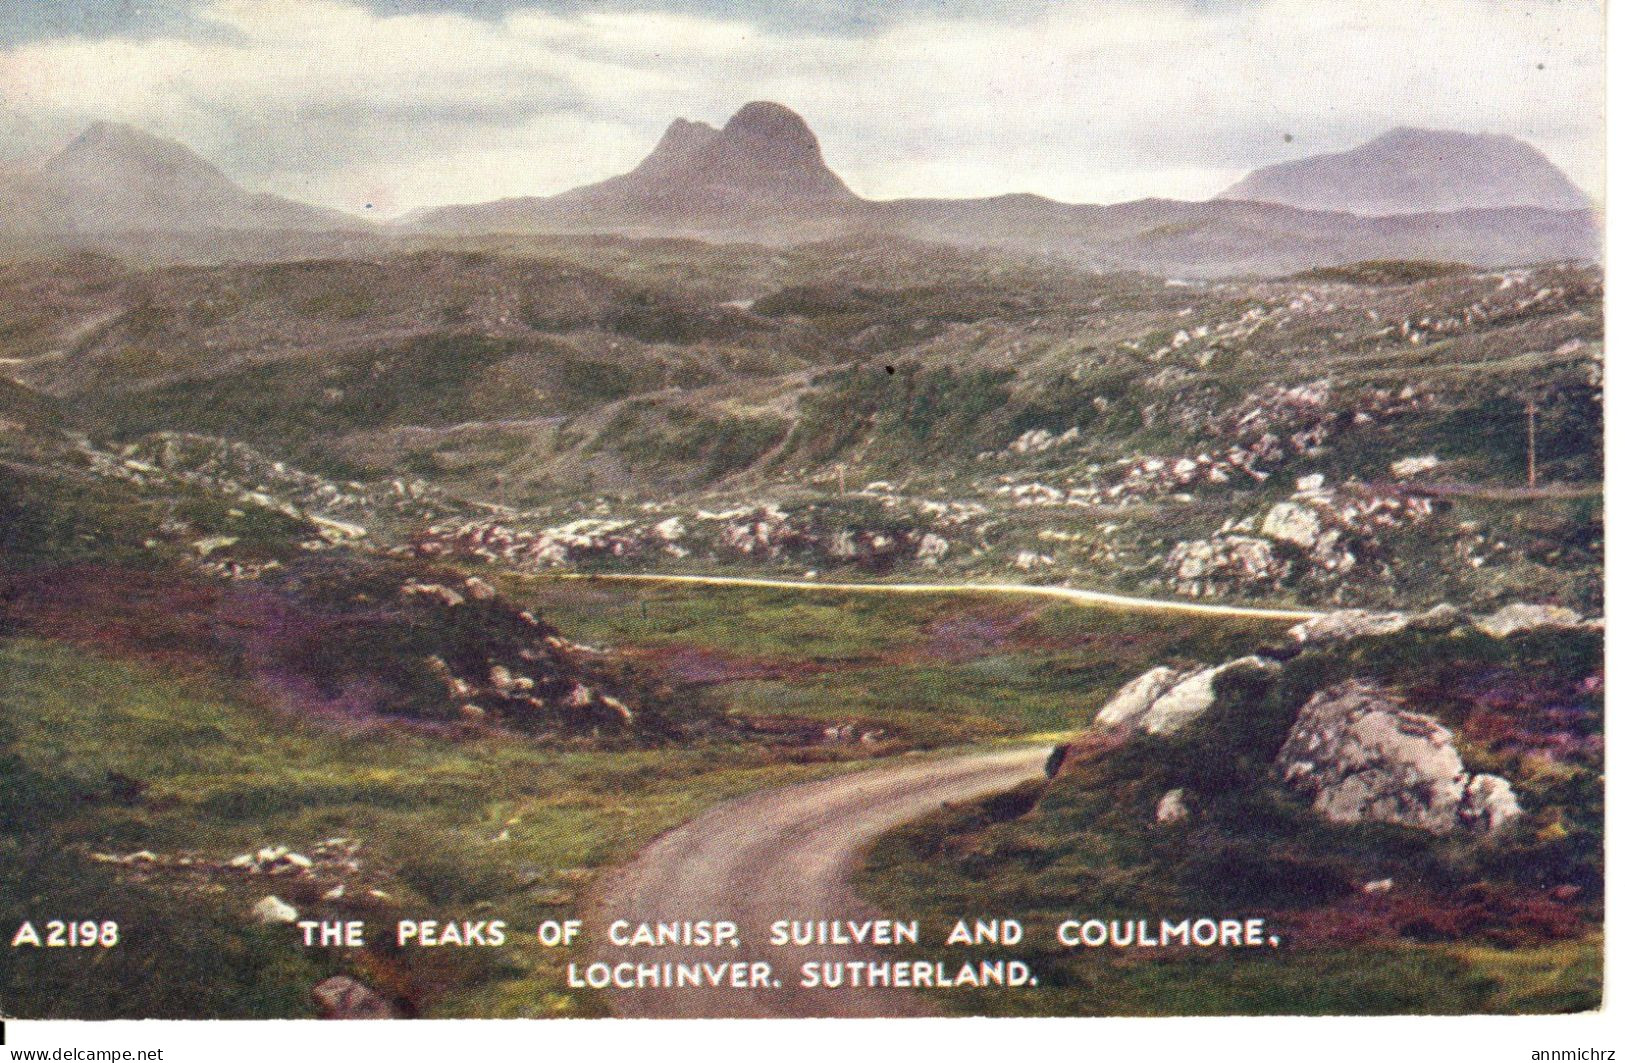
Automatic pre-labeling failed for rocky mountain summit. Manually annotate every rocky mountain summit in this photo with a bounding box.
[558,101,857,215]
[0,122,356,234]
[1218,127,1593,216]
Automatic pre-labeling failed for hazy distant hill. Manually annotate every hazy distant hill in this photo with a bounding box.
[0,122,357,234]
[0,110,1600,276]
[415,105,1598,276]
[1217,127,1593,216]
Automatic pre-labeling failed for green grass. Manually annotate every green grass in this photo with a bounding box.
[510,580,939,659]
[0,575,1287,1017]
[512,579,1283,743]
[2,573,1265,1018]
[0,638,861,1018]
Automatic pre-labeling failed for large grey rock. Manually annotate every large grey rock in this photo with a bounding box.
[1289,609,1412,645]
[1094,666,1190,728]
[1141,657,1278,735]
[1276,680,1520,835]
[1261,501,1321,548]
[312,975,398,1019]
[1473,603,1587,638]
[1096,657,1278,735]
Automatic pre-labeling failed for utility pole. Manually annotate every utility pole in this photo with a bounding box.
[1525,397,1538,490]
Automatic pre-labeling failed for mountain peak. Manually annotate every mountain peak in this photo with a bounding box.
[627,118,721,183]
[76,119,164,144]
[704,101,850,200]
[1218,127,1590,215]
[19,121,354,233]
[721,101,815,141]
[51,121,222,176]
[558,100,854,218]
[658,117,719,145]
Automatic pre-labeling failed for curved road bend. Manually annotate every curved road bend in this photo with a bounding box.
[586,745,1051,1018]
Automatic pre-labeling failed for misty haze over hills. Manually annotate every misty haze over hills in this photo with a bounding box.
[1218,127,1594,216]
[0,121,357,234]
[0,104,1600,277]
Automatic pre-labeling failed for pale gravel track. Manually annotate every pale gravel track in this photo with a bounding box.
[585,745,1050,1018]
[555,571,1323,622]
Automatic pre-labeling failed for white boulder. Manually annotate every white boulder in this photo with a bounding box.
[1094,666,1189,728]
[1473,603,1588,638]
[1096,658,1278,735]
[1289,609,1412,645]
[1391,455,1441,479]
[1261,502,1321,549]
[1141,657,1278,735]
[253,895,299,924]
[1460,774,1523,834]
[1156,788,1191,824]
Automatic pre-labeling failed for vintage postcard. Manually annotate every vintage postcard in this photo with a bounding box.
[0,0,1606,1051]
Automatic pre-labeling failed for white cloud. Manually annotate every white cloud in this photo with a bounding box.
[0,0,1603,214]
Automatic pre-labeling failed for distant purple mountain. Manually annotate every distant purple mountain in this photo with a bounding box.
[1217,127,1592,216]
[417,101,857,233]
[561,101,857,213]
[415,105,1598,276]
[0,109,1598,277]
[0,121,355,234]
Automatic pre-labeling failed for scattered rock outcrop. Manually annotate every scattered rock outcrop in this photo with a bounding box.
[1275,680,1520,835]
[412,502,957,573]
[1291,601,1576,646]
[1166,473,1439,599]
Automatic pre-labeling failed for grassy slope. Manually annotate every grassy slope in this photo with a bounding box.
[513,579,1276,744]
[1,576,1278,1018]
[0,639,859,1018]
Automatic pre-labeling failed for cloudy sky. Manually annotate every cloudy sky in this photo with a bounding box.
[0,0,1603,216]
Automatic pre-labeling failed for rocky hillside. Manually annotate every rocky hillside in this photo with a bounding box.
[864,601,1603,1014]
[0,242,1600,612]
[0,426,706,743]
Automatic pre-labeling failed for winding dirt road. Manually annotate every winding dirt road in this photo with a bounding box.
[586,745,1050,1018]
